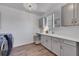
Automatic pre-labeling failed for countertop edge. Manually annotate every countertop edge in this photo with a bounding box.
[37,32,79,42]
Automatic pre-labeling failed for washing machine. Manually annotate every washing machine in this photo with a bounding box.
[0,36,8,56]
[0,34,13,56]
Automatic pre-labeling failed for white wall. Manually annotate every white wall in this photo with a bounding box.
[0,6,40,47]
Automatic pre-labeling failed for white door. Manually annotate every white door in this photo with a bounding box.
[52,38,61,55]
[61,43,76,56]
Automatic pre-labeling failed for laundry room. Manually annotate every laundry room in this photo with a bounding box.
[0,1,79,57]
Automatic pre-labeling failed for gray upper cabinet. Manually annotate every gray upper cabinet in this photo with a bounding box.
[54,10,61,27]
[39,18,43,29]
[39,18,43,33]
[61,3,74,26]
[61,3,79,26]
[75,4,79,26]
[47,15,53,33]
[39,14,53,33]
[39,17,47,32]
[39,12,61,33]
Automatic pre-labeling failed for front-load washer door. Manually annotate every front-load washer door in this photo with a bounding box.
[1,37,8,56]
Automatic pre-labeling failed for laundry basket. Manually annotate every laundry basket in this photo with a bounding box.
[33,34,41,44]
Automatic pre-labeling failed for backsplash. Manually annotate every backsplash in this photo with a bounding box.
[53,26,79,37]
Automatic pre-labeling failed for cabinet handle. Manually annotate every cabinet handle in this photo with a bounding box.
[72,21,73,23]
[60,45,63,49]
[72,21,75,24]
[46,40,48,42]
[75,21,77,23]
[54,39,58,42]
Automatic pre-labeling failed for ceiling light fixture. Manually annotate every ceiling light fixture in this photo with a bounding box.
[24,3,37,11]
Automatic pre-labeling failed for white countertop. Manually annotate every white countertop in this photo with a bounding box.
[37,32,79,42]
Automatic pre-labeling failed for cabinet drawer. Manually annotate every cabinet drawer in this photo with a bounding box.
[62,43,77,56]
[64,40,76,46]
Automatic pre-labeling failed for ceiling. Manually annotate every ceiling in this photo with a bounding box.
[0,3,66,16]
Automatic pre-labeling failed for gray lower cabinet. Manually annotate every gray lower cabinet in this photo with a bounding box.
[41,35,52,50]
[61,43,76,56]
[51,38,61,55]
[61,40,77,56]
[46,36,52,50]
[41,35,79,56]
[41,35,46,47]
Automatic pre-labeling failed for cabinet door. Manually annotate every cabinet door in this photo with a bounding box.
[74,3,79,26]
[41,35,44,46]
[41,35,46,47]
[39,18,43,29]
[47,15,53,33]
[62,3,74,26]
[46,36,52,50]
[52,38,61,55]
[61,44,76,56]
[41,35,52,51]
[54,11,61,27]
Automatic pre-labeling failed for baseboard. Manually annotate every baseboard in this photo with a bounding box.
[13,41,34,48]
